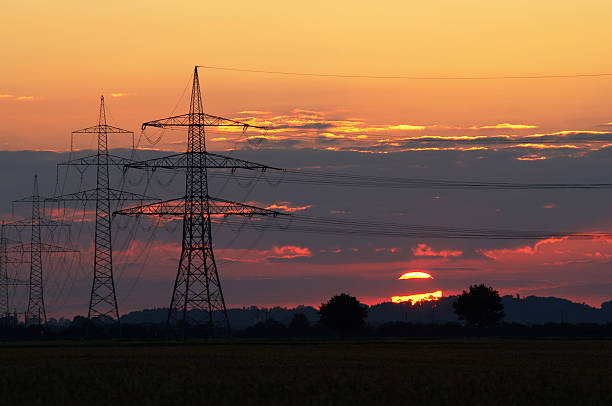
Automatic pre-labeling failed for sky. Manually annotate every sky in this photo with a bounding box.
[1,1,612,318]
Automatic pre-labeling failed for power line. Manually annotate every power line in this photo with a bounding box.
[206,168,612,190]
[220,215,610,240]
[197,65,612,80]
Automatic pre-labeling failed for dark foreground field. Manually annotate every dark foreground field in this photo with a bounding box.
[1,340,611,405]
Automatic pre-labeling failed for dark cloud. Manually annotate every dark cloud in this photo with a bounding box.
[3,145,612,317]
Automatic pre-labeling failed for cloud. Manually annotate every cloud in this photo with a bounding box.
[0,94,36,101]
[238,110,271,115]
[110,92,132,98]
[477,235,612,266]
[471,123,539,130]
[265,202,312,213]
[5,147,612,311]
[412,244,462,258]
[217,245,312,263]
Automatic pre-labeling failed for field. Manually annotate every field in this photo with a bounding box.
[1,340,611,405]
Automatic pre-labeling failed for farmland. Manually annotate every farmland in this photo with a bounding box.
[1,340,611,405]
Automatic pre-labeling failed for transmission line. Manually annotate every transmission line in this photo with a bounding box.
[219,214,610,241]
[207,168,612,190]
[197,65,612,80]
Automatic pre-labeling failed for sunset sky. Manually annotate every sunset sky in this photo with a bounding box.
[2,1,612,318]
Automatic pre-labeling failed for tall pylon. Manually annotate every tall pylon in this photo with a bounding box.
[52,96,150,323]
[0,223,10,320]
[88,95,120,322]
[11,175,79,326]
[0,223,29,326]
[115,66,285,332]
[27,175,44,324]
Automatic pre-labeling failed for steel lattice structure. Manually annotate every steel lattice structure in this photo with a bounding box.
[115,67,285,331]
[11,175,78,326]
[52,96,152,323]
[0,223,28,324]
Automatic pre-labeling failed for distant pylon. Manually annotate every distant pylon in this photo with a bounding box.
[115,66,285,332]
[0,223,9,320]
[27,175,45,325]
[11,175,79,326]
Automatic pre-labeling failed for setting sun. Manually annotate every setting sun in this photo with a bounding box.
[398,271,433,280]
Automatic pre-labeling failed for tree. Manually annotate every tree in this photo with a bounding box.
[453,284,504,328]
[319,293,368,336]
[289,313,311,330]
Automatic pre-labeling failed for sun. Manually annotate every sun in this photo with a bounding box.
[398,271,433,280]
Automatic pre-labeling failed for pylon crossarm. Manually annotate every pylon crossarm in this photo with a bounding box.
[4,256,30,264]
[114,197,286,217]
[209,196,287,216]
[46,188,159,202]
[125,151,283,172]
[12,194,45,204]
[142,113,268,131]
[72,124,133,134]
[3,278,28,286]
[4,218,69,228]
[6,242,78,254]
[58,154,137,167]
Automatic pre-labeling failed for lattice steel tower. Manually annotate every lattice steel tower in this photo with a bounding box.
[115,67,284,330]
[0,223,10,320]
[53,96,140,323]
[11,175,78,326]
[27,175,43,323]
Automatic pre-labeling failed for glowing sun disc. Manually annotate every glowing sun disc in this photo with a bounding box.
[399,271,433,280]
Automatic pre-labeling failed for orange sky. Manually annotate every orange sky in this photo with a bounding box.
[2,2,612,316]
[1,1,612,151]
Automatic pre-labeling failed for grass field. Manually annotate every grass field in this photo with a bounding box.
[1,340,611,405]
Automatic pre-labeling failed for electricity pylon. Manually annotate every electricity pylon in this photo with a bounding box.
[11,175,78,326]
[0,222,28,326]
[52,96,154,323]
[115,66,285,332]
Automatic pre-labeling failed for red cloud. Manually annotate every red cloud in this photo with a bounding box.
[412,243,462,258]
[216,245,312,263]
[265,202,312,213]
[478,234,612,266]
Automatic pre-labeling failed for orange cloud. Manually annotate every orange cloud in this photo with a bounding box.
[216,245,312,263]
[516,155,547,161]
[392,290,443,305]
[375,247,399,253]
[412,243,462,258]
[477,234,612,266]
[471,123,538,130]
[265,202,312,213]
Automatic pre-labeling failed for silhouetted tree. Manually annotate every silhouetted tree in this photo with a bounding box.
[289,313,310,331]
[319,293,368,336]
[453,284,504,328]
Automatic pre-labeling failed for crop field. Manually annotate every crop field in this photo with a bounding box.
[1,340,611,405]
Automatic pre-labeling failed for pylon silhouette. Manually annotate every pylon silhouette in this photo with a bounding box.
[115,66,285,333]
